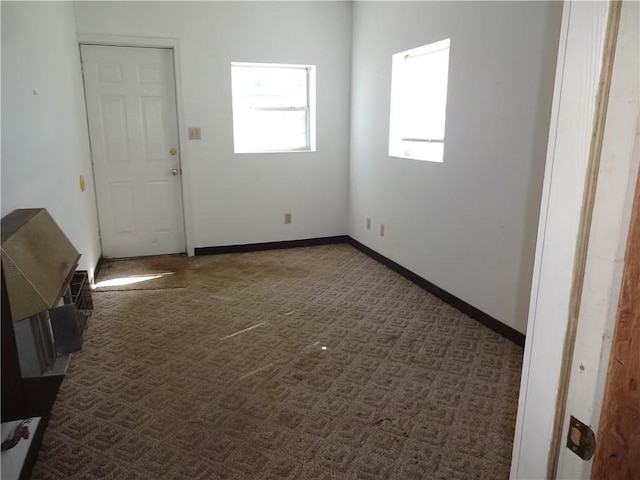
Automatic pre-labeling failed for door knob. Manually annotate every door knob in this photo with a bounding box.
[171,168,179,176]
[169,147,177,156]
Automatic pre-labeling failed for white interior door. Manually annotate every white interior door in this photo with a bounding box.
[81,45,185,258]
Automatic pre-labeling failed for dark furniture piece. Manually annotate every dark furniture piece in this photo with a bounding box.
[1,209,92,422]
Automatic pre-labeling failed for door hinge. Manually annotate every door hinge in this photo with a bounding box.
[567,415,596,460]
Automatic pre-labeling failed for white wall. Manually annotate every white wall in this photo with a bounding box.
[74,1,352,249]
[348,1,563,333]
[1,1,101,281]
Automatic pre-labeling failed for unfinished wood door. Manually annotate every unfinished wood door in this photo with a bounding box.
[81,45,185,258]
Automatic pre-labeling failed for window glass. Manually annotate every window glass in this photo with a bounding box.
[231,63,315,153]
[389,39,451,162]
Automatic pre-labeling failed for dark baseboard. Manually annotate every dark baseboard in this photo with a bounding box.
[345,237,525,347]
[193,235,524,347]
[194,235,349,256]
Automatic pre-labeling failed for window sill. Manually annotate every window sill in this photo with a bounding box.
[388,152,443,163]
[234,149,317,155]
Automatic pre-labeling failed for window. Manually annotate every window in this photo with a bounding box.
[388,39,451,162]
[231,62,316,153]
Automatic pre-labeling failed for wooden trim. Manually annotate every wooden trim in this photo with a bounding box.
[591,162,640,479]
[346,238,525,347]
[194,236,349,256]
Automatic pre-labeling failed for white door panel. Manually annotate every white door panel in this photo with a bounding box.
[82,45,185,258]
[110,182,135,234]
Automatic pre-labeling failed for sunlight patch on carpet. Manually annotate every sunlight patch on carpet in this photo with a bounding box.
[94,272,174,288]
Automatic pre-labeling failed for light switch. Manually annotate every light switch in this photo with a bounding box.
[188,127,201,140]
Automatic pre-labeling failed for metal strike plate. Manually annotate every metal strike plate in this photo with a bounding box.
[567,415,596,460]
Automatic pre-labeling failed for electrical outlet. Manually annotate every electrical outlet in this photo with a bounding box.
[366,218,371,230]
[380,224,385,236]
[188,127,201,140]
[284,213,292,224]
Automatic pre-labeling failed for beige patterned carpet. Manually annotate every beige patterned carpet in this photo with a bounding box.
[32,244,523,479]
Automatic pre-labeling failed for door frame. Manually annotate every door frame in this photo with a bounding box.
[510,2,611,475]
[77,34,195,257]
[554,0,638,477]
[511,0,639,477]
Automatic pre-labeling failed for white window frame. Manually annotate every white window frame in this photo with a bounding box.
[388,38,451,163]
[231,62,316,154]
